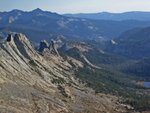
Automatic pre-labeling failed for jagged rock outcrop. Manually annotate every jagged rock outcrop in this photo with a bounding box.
[38,40,49,52]
[49,40,60,56]
[0,33,72,113]
[38,39,60,56]
[0,33,129,113]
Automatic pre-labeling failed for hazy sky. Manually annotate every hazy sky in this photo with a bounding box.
[1,0,150,13]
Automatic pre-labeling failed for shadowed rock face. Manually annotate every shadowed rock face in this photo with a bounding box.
[38,40,49,52]
[0,33,128,113]
[6,34,13,42]
[39,39,60,56]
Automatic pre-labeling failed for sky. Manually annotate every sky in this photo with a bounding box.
[1,0,150,14]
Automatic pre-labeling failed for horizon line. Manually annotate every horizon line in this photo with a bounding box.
[1,8,150,14]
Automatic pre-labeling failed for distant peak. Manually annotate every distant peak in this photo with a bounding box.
[32,8,43,12]
[11,9,22,12]
[9,9,23,13]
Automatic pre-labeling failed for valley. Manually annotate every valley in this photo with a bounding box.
[0,8,150,113]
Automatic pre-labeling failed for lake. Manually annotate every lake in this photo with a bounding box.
[144,82,150,88]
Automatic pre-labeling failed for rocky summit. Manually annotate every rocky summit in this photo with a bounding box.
[0,33,129,113]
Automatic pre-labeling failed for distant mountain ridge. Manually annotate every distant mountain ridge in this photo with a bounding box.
[1,9,150,42]
[64,11,150,21]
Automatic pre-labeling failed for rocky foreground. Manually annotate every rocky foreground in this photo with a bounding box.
[0,33,129,113]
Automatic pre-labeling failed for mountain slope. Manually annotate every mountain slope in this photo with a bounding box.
[1,9,150,42]
[104,27,150,59]
[58,40,128,69]
[0,33,150,112]
[0,33,133,113]
[122,58,150,78]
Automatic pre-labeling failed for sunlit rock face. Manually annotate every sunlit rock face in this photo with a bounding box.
[0,33,128,113]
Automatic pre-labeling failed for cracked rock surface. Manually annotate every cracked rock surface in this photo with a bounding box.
[0,33,128,113]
